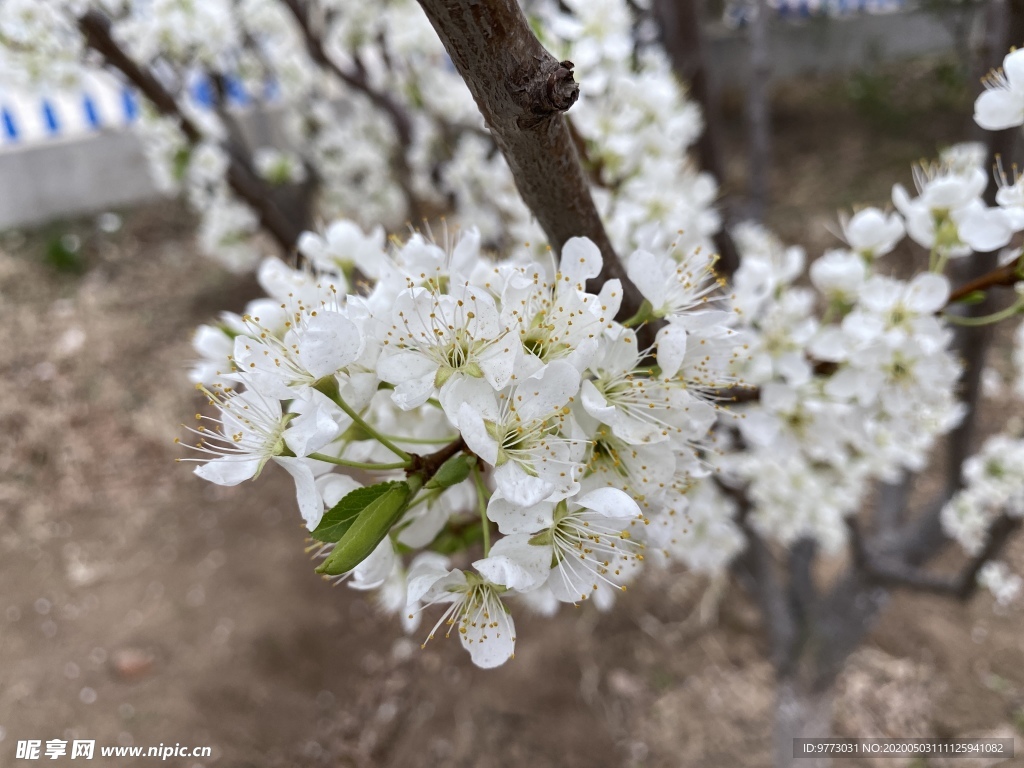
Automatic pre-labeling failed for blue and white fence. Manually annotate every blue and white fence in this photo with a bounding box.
[0,72,260,148]
[724,0,907,29]
[0,72,139,147]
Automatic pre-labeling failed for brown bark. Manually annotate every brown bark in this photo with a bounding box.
[414,0,645,318]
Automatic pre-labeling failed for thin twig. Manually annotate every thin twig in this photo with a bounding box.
[850,515,1022,600]
[946,255,1023,304]
[279,0,424,220]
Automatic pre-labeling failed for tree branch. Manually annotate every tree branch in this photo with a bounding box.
[873,473,914,537]
[278,0,425,221]
[946,254,1023,304]
[850,515,1022,600]
[731,495,801,672]
[408,436,468,479]
[414,0,645,319]
[77,10,303,253]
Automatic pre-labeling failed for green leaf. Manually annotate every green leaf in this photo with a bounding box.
[316,481,411,575]
[311,482,406,543]
[424,454,476,490]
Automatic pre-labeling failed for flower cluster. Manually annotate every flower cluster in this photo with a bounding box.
[691,140,1024,556]
[942,438,1024,556]
[9,0,1020,661]
[182,223,744,666]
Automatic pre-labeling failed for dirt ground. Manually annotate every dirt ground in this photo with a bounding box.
[2,56,1024,768]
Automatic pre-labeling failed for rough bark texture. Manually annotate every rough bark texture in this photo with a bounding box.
[414,0,644,317]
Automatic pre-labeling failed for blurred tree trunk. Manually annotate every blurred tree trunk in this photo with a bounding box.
[652,0,741,274]
[746,0,772,221]
[774,680,833,768]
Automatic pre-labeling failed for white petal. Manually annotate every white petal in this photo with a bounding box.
[316,474,363,508]
[296,312,363,379]
[459,402,499,465]
[656,323,688,378]
[626,249,668,307]
[284,392,342,457]
[905,273,950,314]
[737,410,779,447]
[274,456,324,530]
[442,377,499,429]
[474,534,551,591]
[391,372,437,411]
[377,350,438,385]
[547,557,600,604]
[487,495,555,535]
[563,336,600,373]
[477,340,518,390]
[192,324,233,359]
[1003,48,1024,89]
[574,487,641,520]
[515,361,581,423]
[194,456,261,486]
[974,89,1024,131]
[459,592,516,668]
[493,461,555,507]
[956,206,1014,253]
[406,556,456,604]
[596,278,623,320]
[348,539,396,591]
[580,379,616,423]
[559,237,603,289]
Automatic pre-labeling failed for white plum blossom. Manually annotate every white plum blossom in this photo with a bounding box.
[485,487,644,603]
[377,277,518,416]
[974,48,1024,130]
[893,154,1016,257]
[839,207,905,260]
[178,383,330,528]
[458,361,584,506]
[409,563,517,669]
[978,561,1023,606]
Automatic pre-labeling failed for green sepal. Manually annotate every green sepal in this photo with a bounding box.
[316,481,412,574]
[528,529,554,547]
[312,375,341,402]
[434,365,455,389]
[424,454,477,490]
